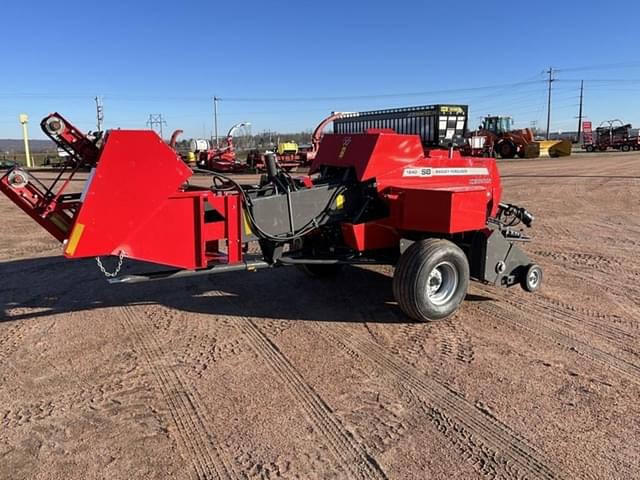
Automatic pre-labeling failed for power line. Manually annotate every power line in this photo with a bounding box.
[0,80,546,103]
[557,78,640,83]
[555,61,640,73]
[219,80,545,103]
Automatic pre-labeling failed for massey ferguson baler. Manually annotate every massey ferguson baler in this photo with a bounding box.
[0,106,542,321]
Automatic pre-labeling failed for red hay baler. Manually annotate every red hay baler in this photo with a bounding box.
[0,107,542,321]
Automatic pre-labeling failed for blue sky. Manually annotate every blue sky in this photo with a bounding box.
[1,0,639,139]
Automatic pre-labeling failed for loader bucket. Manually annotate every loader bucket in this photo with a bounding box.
[521,143,540,158]
[538,140,572,157]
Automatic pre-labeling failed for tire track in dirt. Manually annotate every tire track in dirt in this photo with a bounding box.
[0,324,26,366]
[386,317,476,368]
[236,319,388,480]
[476,302,640,385]
[537,222,572,240]
[504,296,638,352]
[578,271,640,305]
[318,324,563,480]
[531,250,640,318]
[531,249,640,293]
[339,389,416,457]
[120,305,241,480]
[1,400,56,431]
[553,267,640,321]
[0,377,161,437]
[428,321,476,370]
[533,250,640,277]
[529,296,638,330]
[362,315,475,386]
[591,221,640,249]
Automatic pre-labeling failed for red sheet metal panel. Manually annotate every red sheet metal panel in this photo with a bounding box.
[65,130,193,263]
[389,186,489,234]
[122,194,202,269]
[340,221,400,251]
[311,132,424,181]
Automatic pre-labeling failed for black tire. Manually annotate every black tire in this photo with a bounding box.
[585,145,595,152]
[496,140,517,159]
[521,264,543,292]
[621,144,631,152]
[393,239,469,322]
[298,263,344,277]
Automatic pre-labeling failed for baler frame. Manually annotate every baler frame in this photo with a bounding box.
[1,109,543,322]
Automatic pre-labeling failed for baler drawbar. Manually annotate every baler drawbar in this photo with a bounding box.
[0,107,543,321]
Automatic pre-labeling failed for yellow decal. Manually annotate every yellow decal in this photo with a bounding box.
[335,193,345,209]
[242,211,253,237]
[439,105,464,114]
[65,222,85,256]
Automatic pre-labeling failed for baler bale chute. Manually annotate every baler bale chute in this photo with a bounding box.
[0,105,543,322]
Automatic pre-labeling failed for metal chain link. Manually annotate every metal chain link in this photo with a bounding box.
[95,250,125,278]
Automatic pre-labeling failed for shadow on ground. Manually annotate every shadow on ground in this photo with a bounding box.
[0,255,493,324]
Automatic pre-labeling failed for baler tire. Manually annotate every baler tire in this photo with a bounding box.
[393,239,469,322]
[298,263,344,278]
[521,264,543,292]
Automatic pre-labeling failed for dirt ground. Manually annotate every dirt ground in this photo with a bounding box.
[0,152,639,480]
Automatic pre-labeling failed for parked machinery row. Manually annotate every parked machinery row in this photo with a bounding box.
[582,120,640,152]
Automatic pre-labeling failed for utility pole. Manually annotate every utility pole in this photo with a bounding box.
[19,114,32,168]
[95,96,104,132]
[576,80,584,144]
[146,114,167,139]
[212,96,219,147]
[545,67,554,140]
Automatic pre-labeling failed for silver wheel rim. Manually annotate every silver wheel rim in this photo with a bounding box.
[426,261,458,306]
[528,268,540,288]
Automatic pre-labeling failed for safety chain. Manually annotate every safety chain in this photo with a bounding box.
[95,250,126,278]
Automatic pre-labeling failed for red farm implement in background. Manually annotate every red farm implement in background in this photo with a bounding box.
[582,119,640,152]
[191,122,251,173]
[0,105,542,321]
[247,112,346,171]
